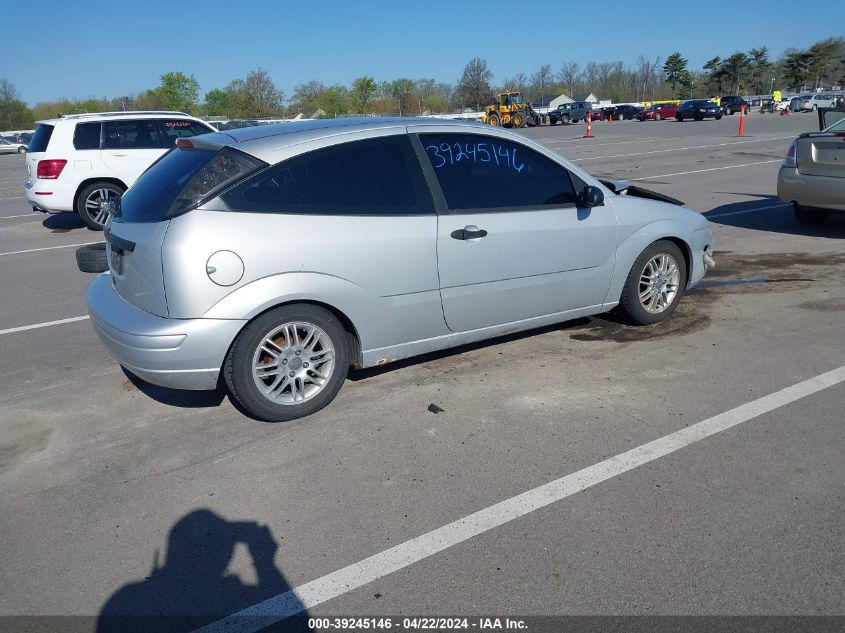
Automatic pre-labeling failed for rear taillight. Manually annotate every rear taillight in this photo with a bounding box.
[37,159,67,179]
[783,142,797,168]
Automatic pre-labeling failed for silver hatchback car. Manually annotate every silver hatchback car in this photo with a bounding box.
[86,118,714,421]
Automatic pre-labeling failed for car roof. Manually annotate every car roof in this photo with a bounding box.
[35,111,198,126]
[189,117,532,164]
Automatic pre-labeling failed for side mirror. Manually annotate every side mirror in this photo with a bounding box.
[578,185,604,208]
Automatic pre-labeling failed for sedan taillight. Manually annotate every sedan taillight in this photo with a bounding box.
[37,159,67,179]
[782,142,797,168]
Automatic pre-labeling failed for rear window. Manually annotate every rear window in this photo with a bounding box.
[73,122,101,150]
[28,124,54,153]
[157,119,215,148]
[116,147,265,224]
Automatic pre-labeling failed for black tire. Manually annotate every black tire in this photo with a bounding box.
[549,119,557,125]
[618,114,624,121]
[693,112,703,121]
[793,204,829,225]
[75,243,109,273]
[76,181,125,231]
[17,146,26,154]
[512,112,525,128]
[562,115,571,124]
[618,240,687,326]
[224,304,351,422]
[725,106,733,115]
[487,113,501,127]
[715,115,723,120]
[676,114,684,121]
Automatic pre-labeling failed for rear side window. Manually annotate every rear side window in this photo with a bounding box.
[28,124,54,152]
[421,133,577,212]
[116,147,265,223]
[219,135,433,215]
[103,120,160,149]
[157,119,214,148]
[73,122,101,150]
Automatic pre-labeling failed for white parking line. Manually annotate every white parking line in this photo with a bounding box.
[0,241,102,257]
[194,365,845,633]
[572,136,793,162]
[0,195,25,200]
[0,213,41,220]
[630,159,782,181]
[0,315,89,336]
[707,203,790,219]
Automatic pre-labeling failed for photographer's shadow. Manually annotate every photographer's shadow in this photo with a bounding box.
[98,509,312,633]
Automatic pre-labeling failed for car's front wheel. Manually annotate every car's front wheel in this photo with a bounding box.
[224,304,350,422]
[619,240,687,325]
[17,146,26,154]
[77,182,125,231]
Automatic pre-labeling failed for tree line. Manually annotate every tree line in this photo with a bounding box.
[1,37,842,129]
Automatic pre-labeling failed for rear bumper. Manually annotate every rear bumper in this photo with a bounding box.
[25,179,75,212]
[777,167,845,213]
[86,273,246,390]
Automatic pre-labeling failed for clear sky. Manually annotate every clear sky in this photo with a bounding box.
[0,0,833,105]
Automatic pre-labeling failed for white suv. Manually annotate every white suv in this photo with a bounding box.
[25,111,215,230]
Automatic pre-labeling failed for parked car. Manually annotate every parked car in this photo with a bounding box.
[676,100,723,121]
[24,111,216,230]
[611,105,644,120]
[719,96,749,115]
[547,101,592,124]
[775,98,792,112]
[637,104,678,121]
[778,106,845,225]
[798,93,835,111]
[0,138,27,154]
[81,118,715,422]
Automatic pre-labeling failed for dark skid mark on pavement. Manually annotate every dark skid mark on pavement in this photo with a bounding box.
[571,251,841,343]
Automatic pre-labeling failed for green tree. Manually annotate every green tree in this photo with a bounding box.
[457,58,493,111]
[0,80,34,129]
[663,52,689,98]
[350,76,378,113]
[313,85,349,117]
[807,37,845,88]
[703,56,723,95]
[722,52,750,95]
[748,47,772,94]
[203,89,230,116]
[243,69,283,116]
[781,50,813,91]
[145,71,200,112]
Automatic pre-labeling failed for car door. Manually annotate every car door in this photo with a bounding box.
[100,119,166,187]
[411,128,618,333]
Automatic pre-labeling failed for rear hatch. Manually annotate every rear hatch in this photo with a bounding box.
[107,141,264,317]
[25,123,54,187]
[796,133,845,179]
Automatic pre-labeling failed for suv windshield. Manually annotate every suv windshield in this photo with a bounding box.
[116,146,265,223]
[28,124,54,152]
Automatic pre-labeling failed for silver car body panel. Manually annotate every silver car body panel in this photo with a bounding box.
[88,117,713,389]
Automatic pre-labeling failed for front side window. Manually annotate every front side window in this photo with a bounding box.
[420,133,577,212]
[157,119,215,147]
[219,135,433,215]
[73,122,101,150]
[103,120,160,149]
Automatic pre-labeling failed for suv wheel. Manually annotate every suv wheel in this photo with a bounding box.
[77,182,125,231]
[224,304,351,422]
[619,240,687,325]
[725,106,733,115]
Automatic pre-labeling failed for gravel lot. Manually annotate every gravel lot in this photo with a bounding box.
[0,112,842,631]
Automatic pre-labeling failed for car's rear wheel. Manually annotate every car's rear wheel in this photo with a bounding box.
[77,182,125,231]
[617,114,625,120]
[619,240,686,326]
[17,146,26,154]
[793,204,829,225]
[676,114,684,121]
[488,113,500,126]
[655,113,662,120]
[224,304,350,422]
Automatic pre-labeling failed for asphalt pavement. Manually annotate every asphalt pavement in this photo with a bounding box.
[0,112,842,632]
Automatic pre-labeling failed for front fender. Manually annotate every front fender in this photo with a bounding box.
[604,219,708,305]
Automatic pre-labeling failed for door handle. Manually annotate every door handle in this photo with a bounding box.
[109,153,127,157]
[451,226,488,241]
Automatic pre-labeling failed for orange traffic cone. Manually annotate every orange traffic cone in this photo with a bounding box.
[737,105,745,137]
[584,111,593,138]
[608,114,613,124]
